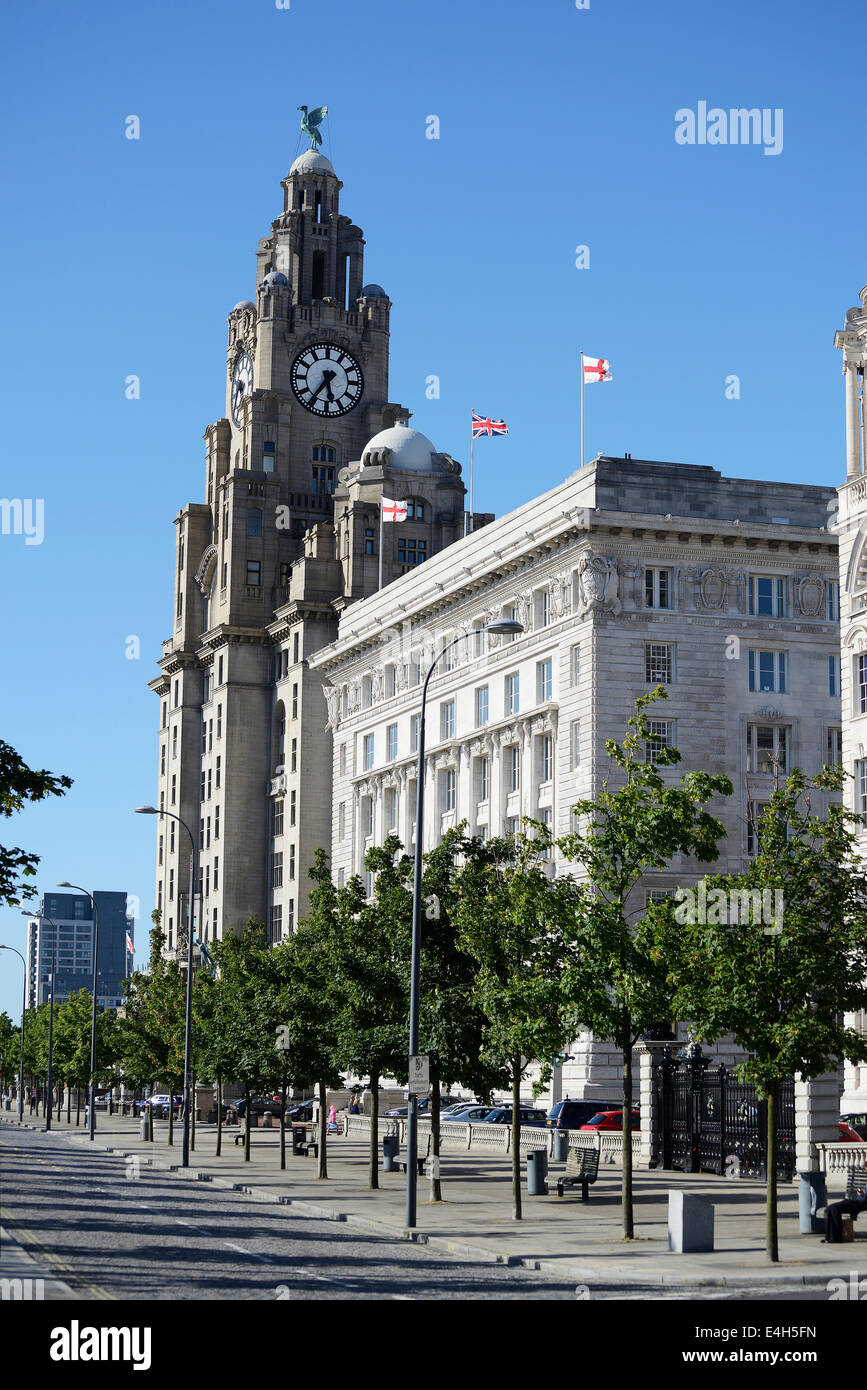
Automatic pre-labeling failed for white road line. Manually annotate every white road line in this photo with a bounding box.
[223,1241,271,1263]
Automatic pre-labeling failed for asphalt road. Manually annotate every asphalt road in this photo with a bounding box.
[0,1124,586,1301]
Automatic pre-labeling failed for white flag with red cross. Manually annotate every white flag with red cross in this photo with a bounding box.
[582,355,612,383]
[381,497,407,522]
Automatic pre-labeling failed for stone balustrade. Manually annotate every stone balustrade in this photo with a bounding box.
[815,1142,867,1176]
[343,1113,642,1165]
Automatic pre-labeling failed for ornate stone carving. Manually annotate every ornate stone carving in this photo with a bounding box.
[793,574,825,618]
[550,572,573,618]
[577,555,621,615]
[346,677,361,715]
[324,686,340,731]
[371,666,384,703]
[697,566,729,611]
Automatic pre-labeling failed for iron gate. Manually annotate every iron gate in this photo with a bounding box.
[650,1047,795,1181]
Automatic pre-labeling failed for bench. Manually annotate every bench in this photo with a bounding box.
[233,1124,318,1157]
[824,1166,867,1244]
[396,1133,432,1176]
[556,1145,600,1201]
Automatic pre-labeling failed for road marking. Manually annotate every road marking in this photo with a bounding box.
[0,1207,116,1300]
[223,1242,272,1263]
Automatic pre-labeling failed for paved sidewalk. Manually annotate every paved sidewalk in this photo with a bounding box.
[2,1111,863,1289]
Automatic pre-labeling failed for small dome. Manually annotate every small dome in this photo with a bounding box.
[289,150,335,177]
[231,300,255,314]
[360,283,388,300]
[362,425,439,473]
[262,270,289,289]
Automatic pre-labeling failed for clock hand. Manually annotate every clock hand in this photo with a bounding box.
[321,369,337,401]
[308,378,327,402]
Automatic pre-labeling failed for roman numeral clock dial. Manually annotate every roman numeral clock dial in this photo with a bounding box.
[290,343,363,417]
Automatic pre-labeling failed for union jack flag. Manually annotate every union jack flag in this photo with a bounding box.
[472,410,509,439]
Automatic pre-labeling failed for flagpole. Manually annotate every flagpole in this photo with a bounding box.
[579,350,585,468]
[378,499,383,590]
[466,409,475,537]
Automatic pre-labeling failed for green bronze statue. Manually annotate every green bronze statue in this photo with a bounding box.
[297,105,328,150]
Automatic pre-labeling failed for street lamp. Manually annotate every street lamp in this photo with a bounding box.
[21,906,58,1131]
[57,883,99,1139]
[405,617,524,1228]
[134,806,197,1168]
[0,944,26,1123]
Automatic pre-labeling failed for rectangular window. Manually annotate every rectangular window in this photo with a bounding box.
[385,786,398,831]
[749,649,787,694]
[206,816,211,848]
[287,898,295,933]
[215,755,221,788]
[272,852,283,889]
[540,734,553,783]
[507,745,520,793]
[505,817,519,839]
[571,645,581,686]
[502,604,519,642]
[289,845,296,880]
[290,738,297,772]
[829,653,839,697]
[246,560,262,587]
[218,655,224,684]
[212,907,218,934]
[270,905,282,944]
[440,700,455,740]
[170,821,175,853]
[443,768,456,813]
[475,685,489,727]
[160,744,166,775]
[537,658,553,703]
[173,728,179,759]
[386,723,398,761]
[363,733,374,770]
[857,761,867,820]
[748,575,785,617]
[505,672,520,715]
[535,588,550,628]
[272,798,284,837]
[645,643,672,684]
[247,508,263,538]
[828,581,839,621]
[410,714,420,753]
[571,720,580,769]
[214,806,220,840]
[859,654,867,714]
[201,770,206,802]
[339,743,346,776]
[645,568,672,609]
[213,857,219,892]
[478,756,489,803]
[171,774,177,806]
[747,724,788,776]
[364,528,375,556]
[217,704,222,739]
[645,719,674,765]
[207,768,212,799]
[292,683,298,718]
[158,835,163,866]
[290,789,296,826]
[338,802,346,840]
[385,665,396,698]
[747,801,770,855]
[168,870,174,902]
[397,537,426,565]
[363,797,374,837]
[293,631,300,663]
[827,727,842,766]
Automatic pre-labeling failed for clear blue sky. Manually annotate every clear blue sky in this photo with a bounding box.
[0,0,863,1018]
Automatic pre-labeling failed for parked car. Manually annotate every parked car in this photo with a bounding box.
[839,1113,867,1142]
[442,1105,497,1124]
[236,1096,284,1119]
[547,1099,623,1130]
[385,1096,461,1118]
[579,1109,641,1133]
[287,1099,316,1122]
[135,1093,183,1118]
[479,1107,548,1128]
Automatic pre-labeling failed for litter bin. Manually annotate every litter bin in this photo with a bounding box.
[527,1149,548,1196]
[798,1170,827,1234]
[140,1113,149,1140]
[382,1132,399,1172]
[553,1130,569,1162]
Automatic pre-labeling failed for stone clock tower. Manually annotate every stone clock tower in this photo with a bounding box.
[149,144,468,954]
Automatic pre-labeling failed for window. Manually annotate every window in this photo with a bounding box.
[214,806,220,840]
[747,801,770,855]
[263,441,276,473]
[397,537,426,565]
[206,816,211,848]
[539,734,553,783]
[385,665,396,698]
[538,807,553,858]
[746,724,788,776]
[442,638,456,673]
[443,768,456,813]
[440,700,455,740]
[272,852,283,888]
[173,727,178,759]
[213,857,219,891]
[748,649,787,694]
[857,761,867,820]
[362,676,372,709]
[290,789,296,826]
[288,845,295,880]
[645,568,672,609]
[364,528,375,556]
[312,445,336,464]
[748,575,785,617]
[169,868,175,902]
[287,898,295,933]
[829,654,839,696]
[406,498,425,520]
[171,774,177,806]
[475,685,489,727]
[386,723,398,761]
[246,560,261,587]
[645,643,672,684]
[338,802,346,840]
[160,744,166,775]
[646,889,671,906]
[215,755,221,788]
[280,562,291,587]
[645,719,674,765]
[247,508,263,538]
[859,654,867,714]
[207,768,212,799]
[270,905,282,943]
[212,907,218,934]
[291,738,297,772]
[828,581,839,621]
[535,588,550,628]
[170,821,175,853]
[505,672,520,715]
[272,798,284,837]
[571,720,580,769]
[827,727,842,766]
[363,733,374,770]
[478,756,489,803]
[570,645,581,686]
[292,683,298,718]
[502,604,519,642]
[201,770,206,802]
[218,655,224,684]
[363,797,374,837]
[339,743,347,776]
[385,786,397,831]
[312,465,335,495]
[158,835,163,866]
[162,701,167,729]
[505,817,519,839]
[537,658,553,703]
[410,714,420,752]
[217,704,222,739]
[507,745,520,793]
[293,631,300,663]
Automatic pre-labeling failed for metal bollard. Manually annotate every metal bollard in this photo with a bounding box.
[526,1149,549,1196]
[382,1132,399,1172]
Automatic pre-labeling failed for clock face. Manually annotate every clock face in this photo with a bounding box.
[231,351,253,426]
[291,342,363,417]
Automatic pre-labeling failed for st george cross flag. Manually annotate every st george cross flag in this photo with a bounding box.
[381,497,407,522]
[471,410,509,438]
[126,933,135,955]
[583,355,608,383]
[582,355,612,383]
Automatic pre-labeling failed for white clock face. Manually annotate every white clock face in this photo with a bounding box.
[231,351,253,426]
[291,343,363,416]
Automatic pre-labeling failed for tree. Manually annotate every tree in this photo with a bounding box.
[0,740,72,906]
[556,690,732,1239]
[119,917,186,1143]
[452,829,580,1220]
[665,767,867,1262]
[53,989,121,1125]
[208,921,280,1162]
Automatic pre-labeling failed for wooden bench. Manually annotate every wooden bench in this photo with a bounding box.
[396,1133,432,1176]
[824,1166,867,1243]
[556,1145,600,1202]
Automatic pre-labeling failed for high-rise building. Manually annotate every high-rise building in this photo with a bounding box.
[26,891,133,1010]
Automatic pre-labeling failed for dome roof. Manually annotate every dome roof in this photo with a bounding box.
[231,300,255,314]
[360,283,388,300]
[362,425,439,473]
[262,270,289,288]
[288,150,335,177]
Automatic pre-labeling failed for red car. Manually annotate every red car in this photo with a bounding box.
[579,1109,641,1132]
[838,1113,867,1143]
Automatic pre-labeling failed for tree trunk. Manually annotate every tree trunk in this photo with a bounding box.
[167,1092,174,1147]
[512,1058,522,1221]
[76,1089,81,1126]
[57,1082,63,1122]
[147,1085,155,1141]
[66,1083,71,1124]
[621,1033,634,1240]
[216,1077,223,1158]
[280,1071,287,1171]
[369,1072,379,1190]
[430,1062,442,1202]
[766,1081,779,1263]
[318,1078,328,1180]
[191,1071,196,1152]
[243,1084,251,1162]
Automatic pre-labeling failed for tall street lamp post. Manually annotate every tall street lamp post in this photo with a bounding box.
[405,617,523,1229]
[57,884,99,1139]
[135,806,197,1168]
[0,944,27,1123]
[21,908,58,1130]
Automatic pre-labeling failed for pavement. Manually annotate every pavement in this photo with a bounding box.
[2,1108,864,1292]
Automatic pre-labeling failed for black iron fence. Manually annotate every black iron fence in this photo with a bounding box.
[650,1047,795,1181]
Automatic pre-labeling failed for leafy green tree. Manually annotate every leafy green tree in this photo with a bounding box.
[556,690,732,1239]
[119,917,186,1143]
[208,920,280,1162]
[0,1010,17,1094]
[453,829,580,1220]
[0,740,71,906]
[52,989,121,1125]
[665,767,867,1262]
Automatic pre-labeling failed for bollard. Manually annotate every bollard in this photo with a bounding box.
[382,1132,399,1172]
[527,1149,549,1196]
[798,1171,827,1234]
[668,1190,714,1252]
[140,1113,148,1140]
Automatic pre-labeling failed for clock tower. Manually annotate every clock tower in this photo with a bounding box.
[149,141,469,955]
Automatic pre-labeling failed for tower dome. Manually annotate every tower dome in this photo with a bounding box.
[262,270,289,289]
[360,284,388,300]
[288,150,336,178]
[362,425,439,473]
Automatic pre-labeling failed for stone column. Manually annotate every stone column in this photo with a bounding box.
[794,1067,843,1173]
[638,1045,656,1167]
[844,352,862,480]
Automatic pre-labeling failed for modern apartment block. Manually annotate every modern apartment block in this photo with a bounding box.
[25,890,133,1010]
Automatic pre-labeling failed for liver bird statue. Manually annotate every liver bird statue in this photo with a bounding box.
[298,105,328,150]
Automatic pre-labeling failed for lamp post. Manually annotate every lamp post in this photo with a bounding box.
[135,806,197,1168]
[21,907,58,1130]
[405,617,523,1229]
[0,944,27,1123]
[57,883,99,1139]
